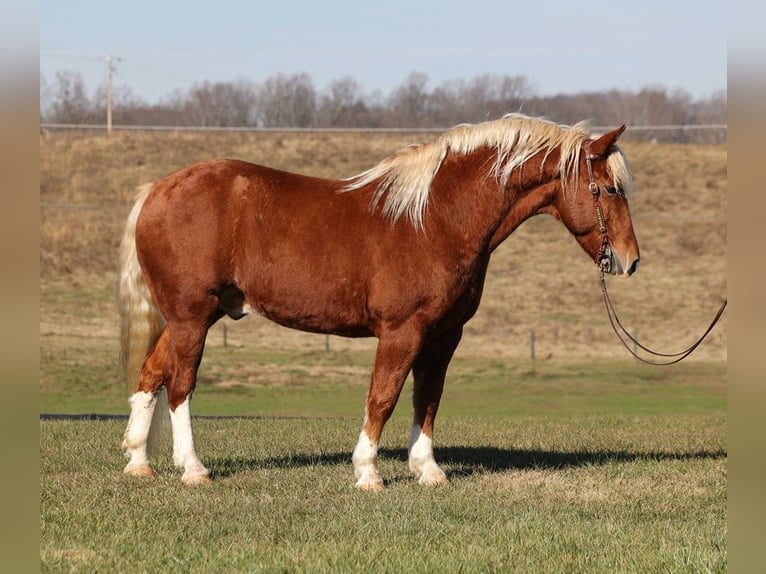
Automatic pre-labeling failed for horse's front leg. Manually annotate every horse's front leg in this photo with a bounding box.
[352,324,424,491]
[409,325,463,486]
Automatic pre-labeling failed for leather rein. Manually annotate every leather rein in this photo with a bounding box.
[584,145,727,366]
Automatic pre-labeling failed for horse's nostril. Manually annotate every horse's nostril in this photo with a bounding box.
[627,258,640,276]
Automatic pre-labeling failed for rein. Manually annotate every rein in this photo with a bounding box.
[584,145,727,366]
[599,271,727,366]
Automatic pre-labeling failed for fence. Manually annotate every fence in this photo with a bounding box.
[40,123,728,144]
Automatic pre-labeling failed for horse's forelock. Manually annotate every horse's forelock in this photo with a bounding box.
[606,146,634,199]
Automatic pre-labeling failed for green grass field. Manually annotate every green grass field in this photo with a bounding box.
[41,413,726,572]
[41,309,726,572]
[40,283,726,572]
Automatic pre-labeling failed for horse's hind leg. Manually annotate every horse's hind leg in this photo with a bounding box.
[123,328,171,477]
[165,320,213,485]
[123,390,159,477]
[409,326,463,486]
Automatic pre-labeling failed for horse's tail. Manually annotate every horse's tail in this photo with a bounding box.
[118,183,169,451]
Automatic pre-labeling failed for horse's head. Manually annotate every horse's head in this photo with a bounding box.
[553,126,640,276]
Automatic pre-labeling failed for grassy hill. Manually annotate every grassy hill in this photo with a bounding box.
[40,129,727,364]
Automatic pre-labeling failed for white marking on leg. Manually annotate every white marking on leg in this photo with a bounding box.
[169,395,210,485]
[122,391,157,477]
[408,425,448,486]
[352,429,384,490]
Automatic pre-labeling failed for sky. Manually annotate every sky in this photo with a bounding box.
[39,0,727,105]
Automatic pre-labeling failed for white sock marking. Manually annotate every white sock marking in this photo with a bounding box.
[352,429,382,489]
[169,396,209,482]
[122,391,157,472]
[408,424,448,485]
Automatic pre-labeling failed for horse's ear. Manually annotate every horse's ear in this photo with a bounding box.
[589,125,626,156]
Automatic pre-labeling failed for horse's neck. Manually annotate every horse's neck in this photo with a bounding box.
[430,148,561,253]
[487,144,565,251]
[487,178,559,251]
[427,149,506,251]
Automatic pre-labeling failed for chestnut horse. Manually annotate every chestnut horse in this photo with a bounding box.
[119,114,639,489]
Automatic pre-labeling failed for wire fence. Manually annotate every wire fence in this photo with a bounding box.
[40,123,728,144]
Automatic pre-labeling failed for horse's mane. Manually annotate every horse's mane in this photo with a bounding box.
[342,113,632,229]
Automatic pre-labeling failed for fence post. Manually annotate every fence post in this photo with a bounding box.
[633,330,638,360]
[222,323,228,350]
[530,328,536,374]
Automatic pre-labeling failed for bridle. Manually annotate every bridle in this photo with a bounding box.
[583,142,727,366]
[584,143,614,273]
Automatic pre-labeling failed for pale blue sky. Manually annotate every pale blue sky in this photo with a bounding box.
[40,0,727,104]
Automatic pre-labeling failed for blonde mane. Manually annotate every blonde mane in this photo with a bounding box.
[342,113,630,229]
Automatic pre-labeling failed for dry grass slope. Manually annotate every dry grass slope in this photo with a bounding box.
[40,130,726,364]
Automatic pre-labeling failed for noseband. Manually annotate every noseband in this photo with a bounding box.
[583,143,613,273]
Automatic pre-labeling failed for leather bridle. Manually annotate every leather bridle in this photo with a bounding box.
[584,143,613,273]
[584,141,727,365]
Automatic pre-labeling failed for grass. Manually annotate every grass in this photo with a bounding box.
[40,415,726,572]
[39,269,726,418]
[40,353,726,419]
[40,296,725,418]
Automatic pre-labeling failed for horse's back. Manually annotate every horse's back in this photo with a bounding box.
[134,159,380,332]
[137,158,347,252]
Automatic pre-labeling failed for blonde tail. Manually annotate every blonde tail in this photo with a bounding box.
[119,183,169,452]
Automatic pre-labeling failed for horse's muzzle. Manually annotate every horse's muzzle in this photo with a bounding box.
[601,245,639,276]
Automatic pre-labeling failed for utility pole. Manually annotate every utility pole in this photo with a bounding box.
[106,54,120,134]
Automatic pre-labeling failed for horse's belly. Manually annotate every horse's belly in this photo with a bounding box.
[243,282,374,338]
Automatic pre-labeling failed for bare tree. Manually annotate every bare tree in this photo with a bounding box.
[385,72,431,127]
[92,84,147,125]
[691,89,727,143]
[695,89,727,124]
[317,76,370,127]
[256,73,317,127]
[46,71,96,124]
[459,74,532,121]
[428,80,462,126]
[387,73,532,127]
[40,74,51,120]
[161,81,257,127]
[40,67,725,142]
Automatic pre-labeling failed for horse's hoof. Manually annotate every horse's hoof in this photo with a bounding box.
[354,468,385,491]
[418,472,449,487]
[182,472,211,486]
[124,464,156,478]
[355,479,385,492]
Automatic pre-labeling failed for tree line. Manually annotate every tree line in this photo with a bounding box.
[40,70,726,143]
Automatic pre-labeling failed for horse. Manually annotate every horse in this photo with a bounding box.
[119,113,639,490]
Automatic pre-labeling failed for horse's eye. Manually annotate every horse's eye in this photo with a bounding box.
[604,185,618,196]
